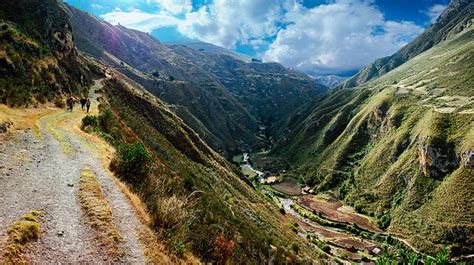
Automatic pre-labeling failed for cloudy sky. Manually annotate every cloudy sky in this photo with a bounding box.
[65,0,449,76]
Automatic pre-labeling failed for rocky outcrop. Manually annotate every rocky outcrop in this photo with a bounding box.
[460,150,474,168]
[417,138,459,178]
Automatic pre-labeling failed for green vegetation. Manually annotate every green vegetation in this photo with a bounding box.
[0,1,94,106]
[111,142,153,186]
[0,210,42,263]
[78,76,314,263]
[272,24,474,257]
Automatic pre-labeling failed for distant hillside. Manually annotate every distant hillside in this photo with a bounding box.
[165,40,252,62]
[168,44,326,125]
[340,0,473,89]
[271,1,474,255]
[314,75,346,88]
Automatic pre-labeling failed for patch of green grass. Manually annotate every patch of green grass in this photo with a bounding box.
[1,210,42,263]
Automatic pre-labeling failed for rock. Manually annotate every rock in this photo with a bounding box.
[0,121,13,133]
[57,231,64,236]
[460,150,474,168]
[417,137,459,178]
[67,183,74,187]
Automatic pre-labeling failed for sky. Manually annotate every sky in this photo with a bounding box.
[64,0,450,77]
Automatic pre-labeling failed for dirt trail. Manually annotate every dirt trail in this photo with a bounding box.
[0,80,145,263]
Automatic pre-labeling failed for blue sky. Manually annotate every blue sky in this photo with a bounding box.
[65,0,450,76]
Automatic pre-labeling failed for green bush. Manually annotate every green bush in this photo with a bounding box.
[279,207,286,215]
[81,115,98,129]
[98,109,115,133]
[111,142,153,185]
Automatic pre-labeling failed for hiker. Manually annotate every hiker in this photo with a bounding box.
[85,98,91,113]
[68,97,74,112]
[80,98,87,109]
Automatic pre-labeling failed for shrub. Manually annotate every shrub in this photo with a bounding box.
[98,109,116,133]
[111,142,152,185]
[279,207,286,215]
[53,97,65,108]
[81,115,98,130]
[288,242,299,253]
[151,195,188,231]
[214,233,236,263]
[174,240,186,258]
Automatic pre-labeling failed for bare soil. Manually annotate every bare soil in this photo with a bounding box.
[299,195,382,233]
[271,177,301,196]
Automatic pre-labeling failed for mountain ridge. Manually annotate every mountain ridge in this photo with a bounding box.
[339,0,473,89]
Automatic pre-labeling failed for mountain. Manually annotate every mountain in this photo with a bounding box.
[167,44,326,125]
[66,5,324,156]
[271,1,474,256]
[165,40,252,62]
[314,75,346,88]
[339,0,473,89]
[0,1,320,263]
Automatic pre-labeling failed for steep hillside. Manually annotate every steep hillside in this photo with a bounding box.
[272,14,474,256]
[168,44,325,125]
[340,0,473,89]
[0,0,95,106]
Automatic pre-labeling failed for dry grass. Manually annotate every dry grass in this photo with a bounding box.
[0,210,42,264]
[0,104,58,139]
[78,166,124,260]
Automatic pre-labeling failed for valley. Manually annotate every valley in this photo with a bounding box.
[0,0,473,263]
[235,152,433,263]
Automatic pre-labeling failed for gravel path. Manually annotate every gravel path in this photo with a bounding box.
[0,81,145,263]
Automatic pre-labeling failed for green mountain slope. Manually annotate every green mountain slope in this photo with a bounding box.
[340,0,473,89]
[272,7,474,255]
[165,40,252,62]
[0,0,95,106]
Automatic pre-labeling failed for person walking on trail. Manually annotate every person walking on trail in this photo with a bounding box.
[85,98,91,113]
[80,98,87,110]
[68,97,74,112]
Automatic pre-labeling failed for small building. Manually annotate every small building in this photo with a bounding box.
[366,246,382,256]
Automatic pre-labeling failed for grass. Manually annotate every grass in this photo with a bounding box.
[39,111,75,154]
[0,210,42,263]
[78,166,124,260]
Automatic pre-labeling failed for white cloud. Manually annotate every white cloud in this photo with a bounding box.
[147,0,193,15]
[262,0,424,75]
[176,0,282,48]
[100,0,425,75]
[101,9,179,33]
[424,4,447,24]
[91,3,104,9]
